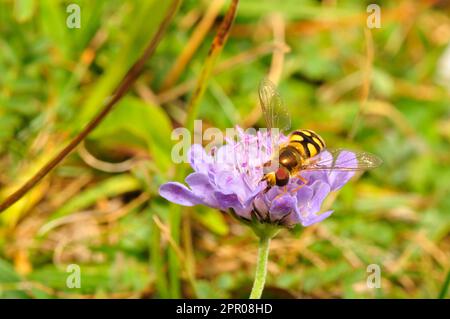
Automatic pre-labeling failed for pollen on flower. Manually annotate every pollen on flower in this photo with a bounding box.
[159,126,355,227]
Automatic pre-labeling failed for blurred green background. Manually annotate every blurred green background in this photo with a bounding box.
[0,0,449,298]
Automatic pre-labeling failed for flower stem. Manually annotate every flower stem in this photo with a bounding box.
[249,235,271,299]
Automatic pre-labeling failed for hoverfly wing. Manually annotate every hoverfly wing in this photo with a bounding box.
[303,148,382,172]
[259,78,275,131]
[258,78,291,162]
[259,78,291,133]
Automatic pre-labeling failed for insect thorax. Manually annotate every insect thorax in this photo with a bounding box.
[278,146,302,172]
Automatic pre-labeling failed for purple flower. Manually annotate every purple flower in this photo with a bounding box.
[159,127,355,227]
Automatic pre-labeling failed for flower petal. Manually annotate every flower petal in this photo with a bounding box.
[189,144,213,174]
[327,150,356,191]
[234,205,253,220]
[270,194,296,220]
[295,185,314,206]
[214,191,242,210]
[252,195,269,220]
[185,173,218,207]
[215,144,236,167]
[215,170,248,201]
[309,180,331,213]
[291,186,314,224]
[159,182,201,206]
[301,210,334,226]
[301,151,331,185]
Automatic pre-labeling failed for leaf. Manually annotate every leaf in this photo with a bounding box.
[0,152,51,228]
[39,0,71,58]
[237,0,356,20]
[46,174,141,221]
[75,0,173,127]
[0,258,22,282]
[28,264,110,294]
[0,258,28,298]
[90,96,173,173]
[13,0,36,22]
[439,270,450,299]
[302,262,350,292]
[193,207,229,236]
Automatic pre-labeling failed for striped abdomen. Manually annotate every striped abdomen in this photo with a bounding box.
[287,129,326,159]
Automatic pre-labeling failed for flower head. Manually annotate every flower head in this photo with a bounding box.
[159,127,355,227]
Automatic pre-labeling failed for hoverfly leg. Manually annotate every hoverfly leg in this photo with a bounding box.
[289,174,308,194]
[298,174,308,184]
[290,184,305,194]
[263,185,271,194]
[273,186,288,201]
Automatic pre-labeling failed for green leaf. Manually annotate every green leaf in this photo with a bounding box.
[0,258,28,298]
[28,264,109,294]
[47,174,141,221]
[0,258,21,282]
[14,0,36,22]
[194,207,229,236]
[438,270,450,299]
[90,96,173,173]
[39,0,71,58]
[75,0,172,127]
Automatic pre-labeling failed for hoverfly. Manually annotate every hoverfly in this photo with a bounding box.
[258,78,382,190]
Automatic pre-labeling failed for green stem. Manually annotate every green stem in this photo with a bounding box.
[249,235,271,299]
[438,269,450,299]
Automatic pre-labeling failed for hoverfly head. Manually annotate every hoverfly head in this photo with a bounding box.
[275,167,290,187]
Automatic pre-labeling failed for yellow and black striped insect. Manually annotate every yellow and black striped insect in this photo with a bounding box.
[258,78,382,189]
